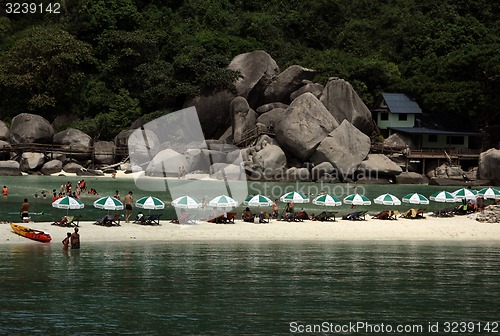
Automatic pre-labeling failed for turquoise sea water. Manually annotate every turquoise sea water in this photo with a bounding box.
[0,242,499,335]
[0,175,490,222]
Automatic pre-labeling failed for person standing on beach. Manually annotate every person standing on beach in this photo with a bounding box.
[125,191,133,223]
[20,198,31,222]
[70,227,80,249]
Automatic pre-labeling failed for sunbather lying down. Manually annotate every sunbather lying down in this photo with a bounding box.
[400,208,425,219]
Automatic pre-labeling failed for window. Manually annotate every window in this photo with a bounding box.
[428,134,438,142]
[449,136,465,145]
[398,114,408,121]
[380,112,389,121]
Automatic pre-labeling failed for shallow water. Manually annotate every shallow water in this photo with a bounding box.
[0,242,499,335]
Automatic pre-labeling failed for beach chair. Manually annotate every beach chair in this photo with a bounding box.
[94,215,120,227]
[144,214,162,225]
[342,211,366,221]
[52,215,73,227]
[170,212,194,224]
[294,211,309,222]
[372,210,390,220]
[388,210,398,220]
[109,214,121,226]
[226,212,237,224]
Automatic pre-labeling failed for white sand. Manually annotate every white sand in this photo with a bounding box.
[1,214,499,245]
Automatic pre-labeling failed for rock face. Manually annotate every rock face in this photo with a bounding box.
[383,132,415,149]
[53,128,92,159]
[145,149,188,177]
[285,167,311,181]
[40,160,63,175]
[10,113,54,144]
[20,152,45,172]
[395,172,429,184]
[357,154,403,177]
[0,160,22,176]
[230,97,258,145]
[228,50,280,100]
[209,163,243,180]
[320,78,374,135]
[262,65,316,104]
[478,148,500,182]
[290,82,324,101]
[94,141,116,165]
[185,90,236,139]
[475,205,500,223]
[63,162,84,173]
[256,102,288,114]
[311,120,371,178]
[0,121,9,141]
[251,144,287,179]
[275,93,338,161]
[256,108,286,129]
[311,162,335,181]
[0,140,11,160]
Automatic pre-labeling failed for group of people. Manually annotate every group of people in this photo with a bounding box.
[62,227,80,249]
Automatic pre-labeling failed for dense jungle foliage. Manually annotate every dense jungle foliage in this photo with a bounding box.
[0,0,499,143]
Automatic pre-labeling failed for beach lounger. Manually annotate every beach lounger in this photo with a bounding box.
[388,210,398,220]
[400,209,425,219]
[143,214,162,225]
[432,208,455,217]
[170,212,195,224]
[372,210,390,220]
[342,211,367,221]
[294,211,309,222]
[313,211,337,221]
[52,215,75,227]
[94,215,121,227]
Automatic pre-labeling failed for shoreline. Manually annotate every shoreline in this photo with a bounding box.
[1,215,499,246]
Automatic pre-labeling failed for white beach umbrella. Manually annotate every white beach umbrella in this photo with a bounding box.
[477,187,500,200]
[452,188,477,200]
[244,194,273,207]
[373,193,401,206]
[402,193,429,205]
[208,195,238,208]
[312,194,342,206]
[93,196,124,210]
[171,195,201,209]
[430,191,458,203]
[135,196,165,210]
[52,196,84,215]
[280,191,310,203]
[343,193,372,206]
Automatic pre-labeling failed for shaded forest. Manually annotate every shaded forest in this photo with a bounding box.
[0,0,499,144]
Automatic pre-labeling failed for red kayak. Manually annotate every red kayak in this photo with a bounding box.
[10,223,52,243]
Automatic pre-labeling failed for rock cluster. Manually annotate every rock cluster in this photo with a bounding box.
[475,205,500,223]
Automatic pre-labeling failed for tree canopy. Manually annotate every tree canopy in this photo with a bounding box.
[0,0,498,143]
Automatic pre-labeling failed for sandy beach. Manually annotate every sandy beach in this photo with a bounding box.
[2,214,500,245]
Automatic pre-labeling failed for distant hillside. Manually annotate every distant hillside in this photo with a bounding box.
[0,0,499,144]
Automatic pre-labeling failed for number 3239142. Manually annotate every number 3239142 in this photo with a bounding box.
[5,3,61,14]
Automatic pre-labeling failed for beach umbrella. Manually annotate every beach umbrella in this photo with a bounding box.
[477,187,500,200]
[312,194,342,206]
[171,195,201,209]
[402,193,429,205]
[280,191,310,203]
[244,194,273,207]
[343,193,372,206]
[208,195,238,208]
[430,191,458,203]
[93,196,124,211]
[52,196,84,215]
[136,196,165,210]
[374,193,401,206]
[452,188,477,200]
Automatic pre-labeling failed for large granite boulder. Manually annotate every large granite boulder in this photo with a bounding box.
[357,154,403,177]
[285,167,311,181]
[53,128,92,160]
[275,93,338,161]
[209,163,243,180]
[40,160,63,175]
[0,140,11,160]
[478,148,500,182]
[10,113,54,144]
[395,172,429,184]
[261,65,316,105]
[320,78,374,135]
[94,141,116,165]
[0,160,22,176]
[63,162,84,173]
[311,162,335,181]
[383,132,415,149]
[256,108,286,129]
[311,120,371,178]
[228,50,280,100]
[127,128,161,167]
[19,152,45,172]
[230,97,258,145]
[251,144,287,179]
[115,129,135,148]
[290,82,324,101]
[185,90,236,139]
[0,120,9,141]
[256,102,288,114]
[145,149,188,177]
[184,149,227,173]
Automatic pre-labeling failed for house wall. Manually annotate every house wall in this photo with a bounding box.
[377,113,415,129]
[421,134,469,149]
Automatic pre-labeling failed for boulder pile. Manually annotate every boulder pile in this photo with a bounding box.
[475,205,500,223]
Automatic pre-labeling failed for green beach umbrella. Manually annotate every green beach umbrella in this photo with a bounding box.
[93,196,124,211]
[280,191,310,203]
[312,194,342,206]
[430,191,457,203]
[52,196,84,215]
[171,195,201,209]
[343,193,372,206]
[374,193,401,206]
[244,194,273,207]
[402,193,429,205]
[452,188,477,200]
[477,187,500,200]
[208,195,238,208]
[136,196,165,210]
